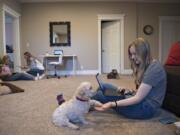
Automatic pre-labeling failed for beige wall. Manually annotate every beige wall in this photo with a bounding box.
[21,2,137,70]
[2,0,21,13]
[0,0,21,57]
[21,2,180,71]
[136,3,180,67]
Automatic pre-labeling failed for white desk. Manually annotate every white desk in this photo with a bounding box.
[44,54,77,75]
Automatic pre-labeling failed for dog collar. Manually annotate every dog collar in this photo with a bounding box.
[76,97,89,102]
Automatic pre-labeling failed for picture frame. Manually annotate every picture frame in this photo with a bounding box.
[49,21,71,47]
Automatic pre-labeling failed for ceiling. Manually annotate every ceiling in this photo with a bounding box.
[16,0,180,3]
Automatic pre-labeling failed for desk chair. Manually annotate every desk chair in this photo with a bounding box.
[47,55,63,79]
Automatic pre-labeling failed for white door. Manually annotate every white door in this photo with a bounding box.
[3,5,21,72]
[5,14,14,70]
[102,21,120,73]
[159,17,180,64]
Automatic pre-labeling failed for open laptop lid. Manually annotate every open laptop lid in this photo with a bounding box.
[96,73,104,90]
[54,49,63,55]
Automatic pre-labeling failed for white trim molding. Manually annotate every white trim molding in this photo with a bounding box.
[2,4,21,72]
[76,70,98,75]
[3,5,20,17]
[47,70,98,76]
[98,14,130,75]
[159,16,180,63]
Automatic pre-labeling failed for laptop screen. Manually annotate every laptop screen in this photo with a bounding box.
[54,50,63,55]
[96,73,104,90]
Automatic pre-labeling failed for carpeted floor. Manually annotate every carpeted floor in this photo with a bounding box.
[0,75,178,135]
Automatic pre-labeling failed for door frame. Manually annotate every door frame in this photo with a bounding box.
[159,16,180,63]
[98,14,128,74]
[2,4,21,72]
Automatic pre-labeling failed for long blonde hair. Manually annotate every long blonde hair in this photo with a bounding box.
[128,38,152,88]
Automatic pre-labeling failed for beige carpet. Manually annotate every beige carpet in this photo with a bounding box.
[0,75,178,135]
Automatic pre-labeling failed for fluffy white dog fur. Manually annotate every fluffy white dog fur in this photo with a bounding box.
[52,82,102,129]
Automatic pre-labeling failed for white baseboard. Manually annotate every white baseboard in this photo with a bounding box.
[47,70,99,75]
[121,69,133,75]
[47,69,132,75]
[76,70,99,75]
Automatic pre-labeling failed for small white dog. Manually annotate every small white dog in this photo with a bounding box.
[52,82,102,130]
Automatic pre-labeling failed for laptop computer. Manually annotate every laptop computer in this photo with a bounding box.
[95,73,134,96]
[96,73,122,96]
[96,73,105,91]
[54,49,63,55]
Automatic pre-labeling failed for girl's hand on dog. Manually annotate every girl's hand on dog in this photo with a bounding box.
[101,102,115,110]
[93,101,104,111]
[94,102,115,111]
[94,106,105,111]
[95,101,103,107]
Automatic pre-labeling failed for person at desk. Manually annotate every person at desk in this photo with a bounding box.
[22,51,45,77]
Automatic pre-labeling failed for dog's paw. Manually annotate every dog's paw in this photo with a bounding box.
[87,121,95,126]
[82,120,94,125]
[72,125,80,130]
[67,123,80,130]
